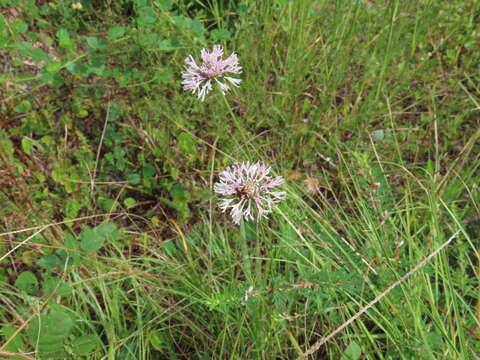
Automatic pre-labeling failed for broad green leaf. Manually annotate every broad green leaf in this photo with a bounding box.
[124,197,136,208]
[30,47,50,62]
[170,183,187,202]
[108,26,125,38]
[340,342,362,360]
[71,335,100,356]
[14,100,32,113]
[46,61,62,73]
[126,173,141,185]
[15,271,38,294]
[86,36,108,50]
[41,72,64,87]
[21,137,33,156]
[12,19,28,34]
[37,254,63,270]
[80,223,119,252]
[43,277,73,297]
[173,16,203,33]
[79,226,104,252]
[15,41,33,54]
[86,36,98,49]
[27,310,74,359]
[137,7,156,26]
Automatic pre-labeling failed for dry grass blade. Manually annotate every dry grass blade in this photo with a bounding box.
[0,350,36,360]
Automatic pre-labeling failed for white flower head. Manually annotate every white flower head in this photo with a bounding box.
[181,45,242,101]
[214,161,286,225]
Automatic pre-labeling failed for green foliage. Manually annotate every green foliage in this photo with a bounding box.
[15,271,39,295]
[27,308,74,359]
[80,223,120,252]
[341,342,362,360]
[1,326,27,356]
[0,0,479,359]
[70,335,101,356]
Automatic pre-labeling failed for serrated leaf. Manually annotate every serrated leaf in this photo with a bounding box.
[15,271,38,294]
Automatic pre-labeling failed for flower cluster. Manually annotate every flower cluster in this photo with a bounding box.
[214,162,286,225]
[181,45,242,101]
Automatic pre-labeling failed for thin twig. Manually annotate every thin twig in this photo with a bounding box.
[0,213,124,237]
[297,229,461,359]
[0,226,47,262]
[90,101,111,196]
[0,350,36,360]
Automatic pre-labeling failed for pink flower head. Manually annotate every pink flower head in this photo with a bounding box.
[181,45,242,101]
[214,161,286,225]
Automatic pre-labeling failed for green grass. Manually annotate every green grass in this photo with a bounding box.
[1,0,479,359]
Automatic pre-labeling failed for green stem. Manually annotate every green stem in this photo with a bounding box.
[240,220,252,282]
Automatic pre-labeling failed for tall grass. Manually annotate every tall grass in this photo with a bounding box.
[1,0,479,359]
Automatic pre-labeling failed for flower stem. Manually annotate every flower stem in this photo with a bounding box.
[240,220,253,282]
[220,93,251,153]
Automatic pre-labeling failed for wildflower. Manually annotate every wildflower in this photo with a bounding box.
[214,161,286,225]
[72,2,83,9]
[242,286,254,302]
[181,45,242,101]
